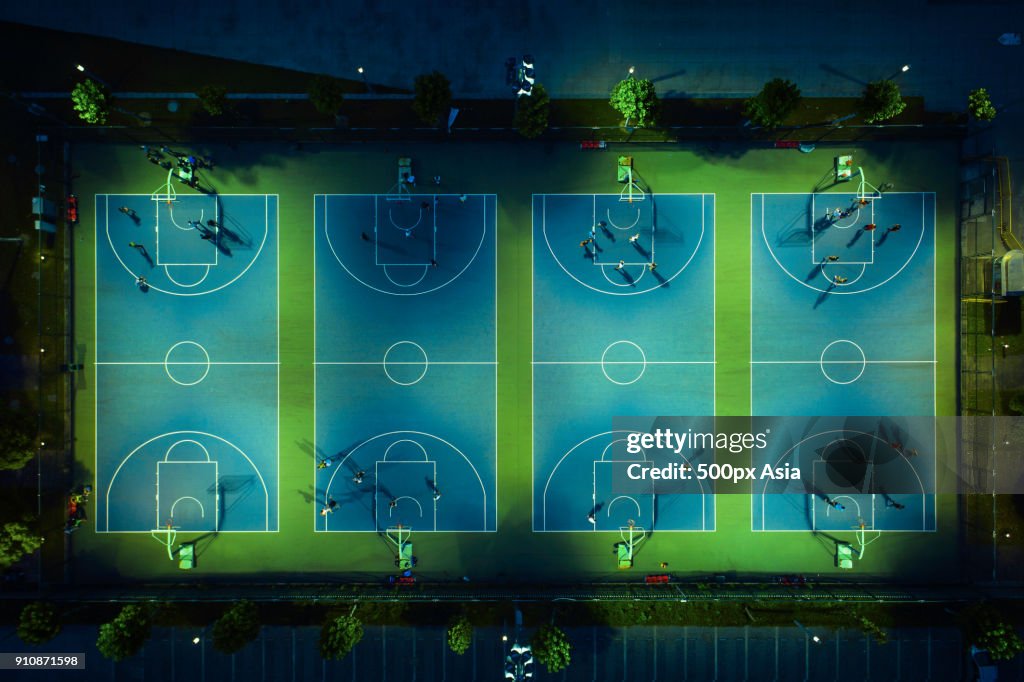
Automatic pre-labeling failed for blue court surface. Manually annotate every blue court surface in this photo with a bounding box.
[314,194,497,532]
[95,193,279,532]
[533,194,716,532]
[750,192,936,532]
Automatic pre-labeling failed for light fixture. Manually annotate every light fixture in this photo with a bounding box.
[75,64,85,72]
[901,65,910,72]
[502,635,508,642]
[357,67,364,74]
[192,636,201,644]
[628,66,635,75]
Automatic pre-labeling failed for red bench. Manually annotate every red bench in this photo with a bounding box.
[645,574,671,584]
[580,140,607,150]
[773,140,800,149]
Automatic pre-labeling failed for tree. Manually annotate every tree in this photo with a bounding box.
[319,613,363,660]
[71,79,109,125]
[97,605,151,662]
[412,71,452,126]
[212,600,261,654]
[447,616,473,655]
[197,85,228,117]
[744,78,801,129]
[17,602,60,645]
[973,613,1024,661]
[0,421,34,471]
[514,83,550,139]
[0,520,42,570]
[307,75,345,116]
[968,88,996,122]
[860,79,906,124]
[531,624,571,673]
[609,77,659,128]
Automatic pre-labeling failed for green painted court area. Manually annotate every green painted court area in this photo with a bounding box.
[72,140,958,584]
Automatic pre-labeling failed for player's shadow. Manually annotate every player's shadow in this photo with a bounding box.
[812,283,836,309]
[137,250,155,269]
[650,268,668,287]
[618,269,637,287]
[846,230,865,248]
[876,230,893,247]
[632,243,651,258]
[811,216,834,234]
[805,263,822,282]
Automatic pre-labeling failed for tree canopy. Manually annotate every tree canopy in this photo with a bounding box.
[212,600,261,654]
[97,605,151,662]
[447,616,473,655]
[743,78,801,129]
[531,624,571,673]
[609,77,659,128]
[514,83,550,138]
[319,614,363,660]
[307,75,345,116]
[412,71,452,126]
[0,421,34,471]
[71,79,109,125]
[197,85,229,117]
[968,88,996,121]
[0,520,42,570]
[861,79,906,124]
[18,602,60,645]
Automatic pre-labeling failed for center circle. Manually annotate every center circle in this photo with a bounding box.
[383,341,429,386]
[164,341,211,386]
[819,339,867,385]
[600,340,647,385]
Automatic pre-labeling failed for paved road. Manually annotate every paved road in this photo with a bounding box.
[4,1,1024,110]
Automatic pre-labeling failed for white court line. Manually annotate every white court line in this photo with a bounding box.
[321,193,490,296]
[96,361,280,365]
[532,360,715,365]
[750,360,936,364]
[315,361,495,365]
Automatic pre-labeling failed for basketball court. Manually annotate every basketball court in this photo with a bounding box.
[94,188,279,534]
[750,180,937,536]
[313,193,497,532]
[532,191,716,532]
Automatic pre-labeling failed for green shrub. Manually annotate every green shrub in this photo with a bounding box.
[307,75,345,116]
[412,71,452,126]
[97,605,151,661]
[861,79,906,124]
[514,83,550,138]
[609,77,659,128]
[71,79,109,124]
[968,88,996,121]
[212,600,260,654]
[17,602,60,644]
[744,78,801,129]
